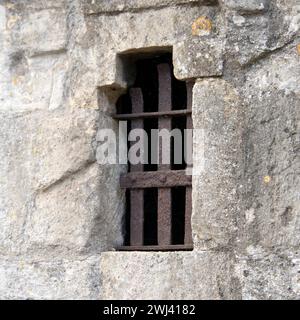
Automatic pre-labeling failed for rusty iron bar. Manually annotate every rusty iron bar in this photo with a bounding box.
[185,188,193,244]
[118,62,194,250]
[157,63,172,246]
[111,109,191,120]
[129,88,144,246]
[184,81,194,245]
[120,170,192,189]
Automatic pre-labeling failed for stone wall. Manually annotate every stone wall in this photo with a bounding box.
[0,0,299,299]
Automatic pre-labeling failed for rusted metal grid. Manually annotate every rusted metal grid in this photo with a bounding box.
[116,63,193,251]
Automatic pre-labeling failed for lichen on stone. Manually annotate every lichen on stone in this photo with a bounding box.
[191,16,212,36]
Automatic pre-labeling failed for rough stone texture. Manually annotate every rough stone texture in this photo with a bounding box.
[235,248,300,300]
[221,0,270,14]
[18,8,67,56]
[223,0,300,66]
[173,37,224,79]
[84,0,218,14]
[192,79,244,250]
[0,0,124,299]
[100,251,240,300]
[234,44,300,300]
[0,2,68,112]
[0,255,101,300]
[239,44,300,252]
[89,4,220,87]
[0,0,299,300]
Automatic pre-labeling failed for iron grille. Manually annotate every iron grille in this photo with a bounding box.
[113,56,193,251]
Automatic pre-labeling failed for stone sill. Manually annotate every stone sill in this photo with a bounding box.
[100,250,233,299]
[84,0,218,15]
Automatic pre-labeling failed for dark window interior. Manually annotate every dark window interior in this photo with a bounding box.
[116,53,193,250]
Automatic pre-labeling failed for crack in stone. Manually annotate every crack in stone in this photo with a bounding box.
[242,37,297,69]
[38,159,96,194]
[29,48,67,58]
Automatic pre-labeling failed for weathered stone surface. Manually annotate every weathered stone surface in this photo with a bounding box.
[1,53,68,112]
[100,251,240,299]
[0,255,101,300]
[0,1,125,295]
[18,9,67,55]
[274,1,300,43]
[223,0,300,66]
[0,0,299,301]
[0,3,68,112]
[224,14,271,66]
[26,164,101,253]
[173,37,224,79]
[237,44,300,251]
[0,109,124,257]
[84,0,218,15]
[88,4,219,87]
[192,79,244,250]
[221,0,270,14]
[0,109,96,190]
[3,0,66,11]
[235,248,300,300]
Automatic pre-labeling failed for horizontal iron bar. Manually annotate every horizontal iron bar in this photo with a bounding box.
[112,109,191,120]
[120,170,192,189]
[117,245,194,251]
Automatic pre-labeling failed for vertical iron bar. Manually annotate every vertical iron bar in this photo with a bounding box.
[130,88,144,246]
[185,82,193,245]
[157,64,172,246]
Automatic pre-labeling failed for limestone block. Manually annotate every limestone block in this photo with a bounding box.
[96,51,128,89]
[68,58,100,110]
[275,1,300,38]
[173,37,224,79]
[238,45,300,249]
[84,0,217,15]
[26,164,102,252]
[19,9,67,55]
[0,109,124,255]
[192,79,244,249]
[0,53,68,112]
[0,255,101,300]
[224,1,300,66]
[221,0,270,14]
[3,0,66,12]
[89,5,219,86]
[0,5,6,32]
[225,14,270,66]
[100,251,239,299]
[24,1,66,11]
[0,112,42,254]
[235,249,300,300]
[0,109,97,191]
[27,110,98,190]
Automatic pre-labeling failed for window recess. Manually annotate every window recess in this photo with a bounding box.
[113,54,193,251]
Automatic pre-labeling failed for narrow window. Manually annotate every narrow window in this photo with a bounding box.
[114,54,193,251]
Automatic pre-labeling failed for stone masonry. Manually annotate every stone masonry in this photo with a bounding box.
[0,0,299,299]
